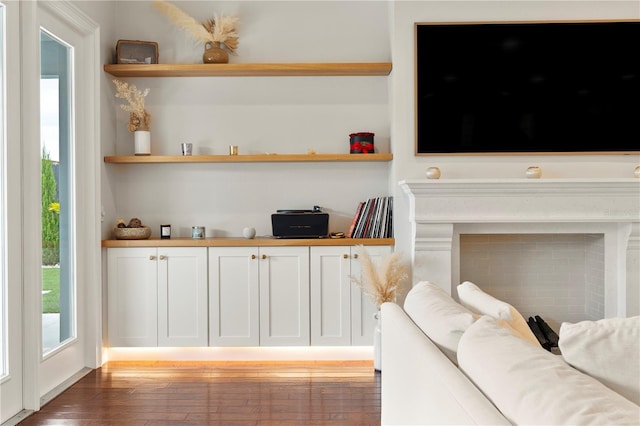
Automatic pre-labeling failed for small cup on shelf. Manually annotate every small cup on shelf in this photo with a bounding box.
[181,143,193,156]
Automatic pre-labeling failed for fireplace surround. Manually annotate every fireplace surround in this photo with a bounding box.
[400,178,640,321]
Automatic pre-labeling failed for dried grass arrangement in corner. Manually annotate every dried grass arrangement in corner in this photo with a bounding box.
[351,245,407,309]
[153,0,239,54]
[112,79,151,132]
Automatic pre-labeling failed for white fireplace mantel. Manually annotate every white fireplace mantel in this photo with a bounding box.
[400,178,640,224]
[399,178,640,317]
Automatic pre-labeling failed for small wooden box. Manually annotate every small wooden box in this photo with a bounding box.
[116,40,158,64]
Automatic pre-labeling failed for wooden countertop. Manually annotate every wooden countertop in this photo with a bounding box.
[102,237,394,248]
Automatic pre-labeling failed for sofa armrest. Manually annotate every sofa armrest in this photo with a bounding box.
[381,302,510,425]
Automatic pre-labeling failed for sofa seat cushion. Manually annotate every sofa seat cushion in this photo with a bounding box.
[457,281,540,347]
[404,281,477,364]
[559,316,640,405]
[458,316,640,425]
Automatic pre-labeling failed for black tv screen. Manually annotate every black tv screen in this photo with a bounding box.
[415,21,640,155]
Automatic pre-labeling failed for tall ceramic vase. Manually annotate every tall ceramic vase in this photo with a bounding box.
[134,130,151,156]
[373,311,381,371]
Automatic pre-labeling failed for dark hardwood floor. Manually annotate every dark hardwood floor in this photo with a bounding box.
[19,361,381,425]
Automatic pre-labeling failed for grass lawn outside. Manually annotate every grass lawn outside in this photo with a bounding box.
[42,266,60,313]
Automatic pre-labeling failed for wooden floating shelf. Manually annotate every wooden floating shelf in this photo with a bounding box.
[104,153,393,164]
[102,237,395,248]
[103,62,392,77]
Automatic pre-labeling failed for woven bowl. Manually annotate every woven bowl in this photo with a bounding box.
[113,226,151,240]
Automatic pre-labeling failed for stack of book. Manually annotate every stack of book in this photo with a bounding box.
[348,196,393,238]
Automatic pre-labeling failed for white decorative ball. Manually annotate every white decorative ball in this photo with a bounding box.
[242,227,256,239]
[526,166,542,179]
[425,167,441,179]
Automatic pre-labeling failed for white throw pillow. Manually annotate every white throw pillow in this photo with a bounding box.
[457,281,540,347]
[403,281,477,364]
[559,316,640,405]
[458,316,640,425]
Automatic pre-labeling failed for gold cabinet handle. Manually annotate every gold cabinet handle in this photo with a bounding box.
[159,255,166,260]
[261,254,267,259]
[149,255,156,260]
[343,254,349,259]
[353,253,359,259]
[251,254,256,260]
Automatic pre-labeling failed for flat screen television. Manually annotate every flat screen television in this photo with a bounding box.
[415,20,640,155]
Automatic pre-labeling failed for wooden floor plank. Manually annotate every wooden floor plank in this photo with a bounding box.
[19,361,380,425]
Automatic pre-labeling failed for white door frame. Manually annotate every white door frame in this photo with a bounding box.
[20,0,101,411]
[0,0,25,422]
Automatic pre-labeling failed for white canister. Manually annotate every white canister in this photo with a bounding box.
[134,130,151,156]
[191,226,205,239]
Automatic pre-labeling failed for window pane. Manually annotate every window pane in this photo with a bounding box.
[40,30,74,355]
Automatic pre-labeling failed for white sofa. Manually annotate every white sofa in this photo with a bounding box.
[381,281,640,425]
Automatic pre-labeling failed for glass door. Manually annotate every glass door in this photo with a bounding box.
[1,1,99,417]
[33,1,99,399]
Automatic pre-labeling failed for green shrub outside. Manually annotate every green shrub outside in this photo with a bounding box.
[42,149,59,266]
[42,148,60,314]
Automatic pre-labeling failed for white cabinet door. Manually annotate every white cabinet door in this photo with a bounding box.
[209,247,260,346]
[107,247,158,347]
[259,246,310,346]
[157,247,208,346]
[310,247,351,346]
[351,245,392,345]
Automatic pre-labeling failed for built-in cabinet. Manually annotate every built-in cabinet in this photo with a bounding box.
[107,247,208,347]
[209,246,310,347]
[208,247,259,346]
[104,62,394,350]
[258,247,310,346]
[310,246,391,346]
[350,246,391,345]
[107,242,390,348]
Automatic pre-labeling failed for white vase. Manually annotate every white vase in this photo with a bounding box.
[373,311,381,371]
[134,130,151,156]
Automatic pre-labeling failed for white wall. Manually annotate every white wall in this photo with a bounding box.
[390,1,640,274]
[103,1,391,238]
[72,1,118,239]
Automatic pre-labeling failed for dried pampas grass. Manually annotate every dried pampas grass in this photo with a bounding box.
[153,0,214,45]
[153,1,239,53]
[113,79,151,132]
[351,245,407,309]
[208,13,239,52]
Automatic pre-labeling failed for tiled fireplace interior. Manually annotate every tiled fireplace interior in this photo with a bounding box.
[460,233,605,331]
